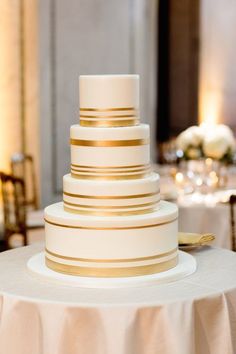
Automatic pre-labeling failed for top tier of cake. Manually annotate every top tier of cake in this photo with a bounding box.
[79,75,139,127]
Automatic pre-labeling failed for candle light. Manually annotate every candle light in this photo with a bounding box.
[175,172,184,184]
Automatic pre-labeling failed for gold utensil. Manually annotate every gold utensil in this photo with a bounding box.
[178,232,215,249]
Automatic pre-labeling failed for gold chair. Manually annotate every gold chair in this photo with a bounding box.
[229,194,236,252]
[0,172,44,250]
[0,172,27,249]
[11,153,39,210]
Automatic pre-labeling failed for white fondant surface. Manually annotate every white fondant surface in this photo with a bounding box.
[70,125,150,167]
[71,145,149,167]
[63,173,160,197]
[45,201,178,260]
[45,200,178,228]
[79,75,139,109]
[70,124,149,140]
[28,251,196,288]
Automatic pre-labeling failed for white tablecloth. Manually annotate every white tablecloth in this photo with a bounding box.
[178,200,231,248]
[157,174,235,249]
[0,243,236,354]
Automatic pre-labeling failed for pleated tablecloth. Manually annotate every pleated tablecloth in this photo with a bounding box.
[0,243,236,354]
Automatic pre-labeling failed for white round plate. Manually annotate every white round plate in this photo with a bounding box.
[27,251,197,289]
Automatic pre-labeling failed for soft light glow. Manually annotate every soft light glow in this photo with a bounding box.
[175,172,184,184]
[205,158,213,167]
[0,3,21,172]
[208,171,219,187]
[199,91,222,125]
[196,177,203,187]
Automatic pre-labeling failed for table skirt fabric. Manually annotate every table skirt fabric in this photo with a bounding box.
[0,244,236,354]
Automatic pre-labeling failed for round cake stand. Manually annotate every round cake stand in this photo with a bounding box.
[27,251,196,289]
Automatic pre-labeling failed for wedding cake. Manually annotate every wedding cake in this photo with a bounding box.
[44,75,178,277]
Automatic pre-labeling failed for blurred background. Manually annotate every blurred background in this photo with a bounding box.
[0,0,213,204]
[0,1,236,249]
[1,0,236,206]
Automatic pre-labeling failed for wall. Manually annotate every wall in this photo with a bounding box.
[39,0,158,206]
[24,0,40,197]
[0,0,40,198]
[199,0,236,128]
[0,1,21,172]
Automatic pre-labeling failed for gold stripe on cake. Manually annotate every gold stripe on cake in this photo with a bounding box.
[45,247,178,263]
[70,163,148,169]
[70,169,150,177]
[80,114,137,119]
[80,119,139,127]
[71,172,148,180]
[63,199,159,209]
[63,190,159,199]
[70,138,149,147]
[44,216,178,230]
[64,206,156,216]
[45,256,178,277]
[80,107,137,112]
[70,165,150,174]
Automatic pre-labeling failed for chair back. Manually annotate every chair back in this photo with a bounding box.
[11,153,38,210]
[0,172,27,248]
[229,194,236,252]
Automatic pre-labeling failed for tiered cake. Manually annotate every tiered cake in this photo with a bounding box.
[45,75,178,277]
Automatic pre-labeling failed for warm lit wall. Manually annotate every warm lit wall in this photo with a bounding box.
[24,0,40,200]
[0,1,40,200]
[0,1,21,172]
[199,0,236,129]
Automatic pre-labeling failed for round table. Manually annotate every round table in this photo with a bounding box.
[0,244,236,354]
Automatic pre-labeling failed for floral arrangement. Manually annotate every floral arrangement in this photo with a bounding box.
[176,124,235,162]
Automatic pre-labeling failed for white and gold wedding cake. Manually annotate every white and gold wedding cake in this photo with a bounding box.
[44,75,178,277]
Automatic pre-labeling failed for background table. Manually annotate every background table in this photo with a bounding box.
[0,244,236,354]
[154,164,236,249]
[178,200,231,248]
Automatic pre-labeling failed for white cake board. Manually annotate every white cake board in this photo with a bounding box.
[27,251,196,289]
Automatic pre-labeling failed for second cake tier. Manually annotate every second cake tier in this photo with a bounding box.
[70,123,150,179]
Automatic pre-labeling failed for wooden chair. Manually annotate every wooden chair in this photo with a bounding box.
[0,172,27,250]
[229,195,236,252]
[11,153,39,210]
[0,172,44,251]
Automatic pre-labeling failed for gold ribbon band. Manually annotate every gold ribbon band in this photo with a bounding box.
[71,172,148,180]
[45,256,178,277]
[45,247,178,263]
[80,114,137,119]
[70,166,150,174]
[44,216,178,230]
[70,138,149,147]
[63,190,160,199]
[63,199,159,209]
[70,163,148,170]
[80,119,139,127]
[80,107,137,112]
[64,206,156,216]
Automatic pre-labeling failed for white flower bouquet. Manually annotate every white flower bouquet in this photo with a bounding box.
[176,124,235,162]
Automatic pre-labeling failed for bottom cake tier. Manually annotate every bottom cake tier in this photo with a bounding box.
[44,201,178,277]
